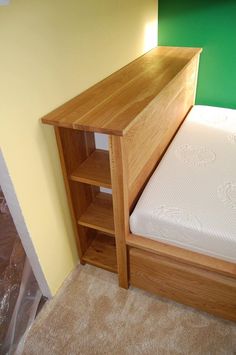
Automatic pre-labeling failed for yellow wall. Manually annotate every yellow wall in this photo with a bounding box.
[0,0,157,295]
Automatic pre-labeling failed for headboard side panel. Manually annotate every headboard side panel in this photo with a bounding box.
[124,55,200,209]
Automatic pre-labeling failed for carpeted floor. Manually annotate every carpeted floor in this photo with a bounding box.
[23,264,236,355]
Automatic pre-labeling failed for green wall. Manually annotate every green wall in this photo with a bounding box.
[159,0,236,109]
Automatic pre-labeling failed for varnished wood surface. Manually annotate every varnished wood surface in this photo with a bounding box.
[42,47,201,136]
[54,127,96,258]
[129,247,236,322]
[82,232,117,273]
[125,55,200,209]
[109,135,129,288]
[127,234,236,279]
[70,149,111,188]
[56,128,95,175]
[78,192,115,235]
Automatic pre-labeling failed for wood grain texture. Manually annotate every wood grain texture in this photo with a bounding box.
[127,234,236,279]
[78,192,115,235]
[42,47,202,135]
[129,248,236,322]
[56,128,94,174]
[124,55,200,209]
[109,135,129,288]
[54,127,84,259]
[82,232,117,273]
[55,127,97,258]
[70,149,111,188]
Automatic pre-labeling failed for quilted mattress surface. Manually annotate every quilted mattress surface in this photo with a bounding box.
[130,105,236,262]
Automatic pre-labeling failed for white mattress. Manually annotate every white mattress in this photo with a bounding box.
[130,105,236,263]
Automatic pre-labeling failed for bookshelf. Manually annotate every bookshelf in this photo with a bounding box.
[41,46,202,286]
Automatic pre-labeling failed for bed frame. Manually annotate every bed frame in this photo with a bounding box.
[42,47,236,322]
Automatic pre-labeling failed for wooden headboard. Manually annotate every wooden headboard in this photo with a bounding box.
[109,49,201,287]
[42,46,202,288]
[124,55,200,210]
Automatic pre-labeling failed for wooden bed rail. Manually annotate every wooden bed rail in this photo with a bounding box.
[127,234,236,279]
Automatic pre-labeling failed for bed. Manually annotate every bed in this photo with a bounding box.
[125,105,236,322]
[42,46,236,321]
[130,105,236,264]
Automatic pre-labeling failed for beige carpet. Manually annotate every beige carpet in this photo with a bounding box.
[23,264,236,355]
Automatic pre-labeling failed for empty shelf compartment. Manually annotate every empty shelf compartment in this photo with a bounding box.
[70,149,111,188]
[78,192,115,235]
[82,232,117,273]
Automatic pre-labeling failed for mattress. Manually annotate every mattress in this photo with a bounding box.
[130,105,236,263]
